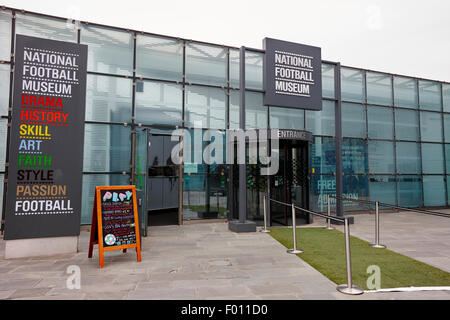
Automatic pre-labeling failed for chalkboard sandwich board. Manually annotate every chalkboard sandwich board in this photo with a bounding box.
[88,185,142,268]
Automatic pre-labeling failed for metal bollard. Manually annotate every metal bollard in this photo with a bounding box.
[370,201,386,248]
[287,204,303,254]
[260,195,270,233]
[325,194,334,230]
[337,218,364,295]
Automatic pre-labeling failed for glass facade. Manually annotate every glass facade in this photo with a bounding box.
[0,8,449,229]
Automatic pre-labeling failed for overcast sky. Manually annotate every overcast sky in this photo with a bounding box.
[3,0,449,81]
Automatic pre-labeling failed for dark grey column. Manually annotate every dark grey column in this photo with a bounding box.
[334,63,353,224]
[228,46,256,232]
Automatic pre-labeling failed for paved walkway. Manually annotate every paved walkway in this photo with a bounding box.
[0,217,449,300]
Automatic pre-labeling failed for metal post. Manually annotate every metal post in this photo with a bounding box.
[260,195,270,233]
[325,194,334,230]
[370,201,386,248]
[337,218,363,295]
[287,204,303,254]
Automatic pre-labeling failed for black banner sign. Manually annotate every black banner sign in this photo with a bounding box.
[4,35,87,240]
[263,37,322,110]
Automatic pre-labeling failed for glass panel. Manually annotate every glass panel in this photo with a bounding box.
[343,138,368,174]
[367,106,394,139]
[419,80,442,111]
[423,175,446,206]
[366,72,392,106]
[305,100,335,136]
[396,142,421,174]
[310,137,335,174]
[85,74,132,123]
[136,34,183,81]
[342,102,366,138]
[16,13,77,42]
[398,175,422,207]
[229,49,239,88]
[395,109,419,141]
[443,84,450,112]
[420,111,443,142]
[135,80,182,126]
[83,124,131,172]
[343,175,369,211]
[446,144,450,173]
[0,118,7,171]
[369,175,396,205]
[394,76,418,108]
[448,176,450,204]
[185,42,227,86]
[0,64,9,116]
[81,174,130,224]
[421,143,444,174]
[0,10,11,61]
[245,50,263,90]
[369,140,395,173]
[246,92,267,129]
[270,107,304,130]
[321,64,335,99]
[0,174,3,224]
[444,114,450,142]
[185,85,226,129]
[341,67,365,103]
[229,90,239,129]
[81,25,133,75]
[310,175,335,213]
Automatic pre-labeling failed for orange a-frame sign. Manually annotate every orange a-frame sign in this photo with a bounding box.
[88,185,142,268]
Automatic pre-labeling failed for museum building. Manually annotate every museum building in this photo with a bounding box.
[0,7,449,232]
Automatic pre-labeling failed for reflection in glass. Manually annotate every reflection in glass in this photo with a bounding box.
[341,68,365,103]
[310,137,335,174]
[396,142,421,174]
[342,102,366,138]
[81,174,130,224]
[394,76,418,108]
[369,175,396,205]
[421,143,444,174]
[420,111,443,142]
[136,34,183,81]
[185,85,226,129]
[398,175,422,207]
[185,42,227,86]
[229,49,239,88]
[0,64,9,116]
[83,124,131,172]
[16,13,77,42]
[443,84,450,112]
[444,114,450,142]
[85,74,132,123]
[246,92,267,129]
[343,175,369,211]
[369,140,395,173]
[306,100,334,136]
[81,25,133,75]
[0,119,7,171]
[419,80,442,111]
[0,10,11,61]
[271,107,304,130]
[343,138,368,174]
[395,109,419,141]
[322,64,335,99]
[423,176,446,206]
[135,81,182,126]
[367,106,394,139]
[245,50,263,90]
[366,72,392,106]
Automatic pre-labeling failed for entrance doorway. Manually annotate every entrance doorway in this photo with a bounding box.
[146,133,180,226]
[270,139,310,226]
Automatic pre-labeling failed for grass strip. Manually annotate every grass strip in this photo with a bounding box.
[269,227,450,290]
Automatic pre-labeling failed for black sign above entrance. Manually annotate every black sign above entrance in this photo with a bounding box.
[263,38,322,111]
